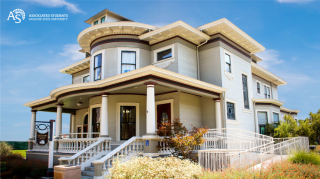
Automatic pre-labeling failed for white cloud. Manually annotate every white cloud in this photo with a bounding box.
[278,72,316,86]
[26,0,84,14]
[255,49,284,70]
[277,0,315,3]
[0,35,40,46]
[59,44,84,61]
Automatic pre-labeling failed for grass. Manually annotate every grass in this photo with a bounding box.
[11,150,27,158]
[288,150,320,165]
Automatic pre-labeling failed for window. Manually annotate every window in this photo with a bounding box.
[92,107,100,138]
[257,82,261,94]
[273,112,279,127]
[101,16,105,23]
[94,54,102,81]
[227,102,235,120]
[83,75,90,83]
[264,85,271,99]
[258,111,268,134]
[157,49,172,61]
[93,20,99,25]
[242,74,249,109]
[121,51,136,73]
[225,53,231,73]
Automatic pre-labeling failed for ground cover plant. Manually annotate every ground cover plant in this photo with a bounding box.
[11,150,27,158]
[288,150,320,165]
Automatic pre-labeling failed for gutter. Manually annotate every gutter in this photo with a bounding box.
[196,39,208,80]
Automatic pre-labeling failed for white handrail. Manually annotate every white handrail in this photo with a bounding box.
[59,132,100,139]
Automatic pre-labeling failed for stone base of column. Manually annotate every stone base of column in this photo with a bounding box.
[28,139,34,150]
[142,134,161,158]
[92,161,104,177]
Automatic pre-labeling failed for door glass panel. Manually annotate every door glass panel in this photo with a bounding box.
[92,107,100,138]
[157,103,171,129]
[120,106,136,140]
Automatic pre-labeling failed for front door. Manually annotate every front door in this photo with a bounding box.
[83,125,88,138]
[157,103,171,129]
[120,106,136,140]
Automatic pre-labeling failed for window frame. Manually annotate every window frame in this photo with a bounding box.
[100,16,105,23]
[256,110,270,134]
[225,53,232,73]
[225,99,239,124]
[273,111,280,128]
[256,81,261,95]
[93,20,99,25]
[94,54,102,81]
[242,73,250,109]
[117,47,140,75]
[263,84,271,99]
[153,44,175,64]
[121,51,136,74]
[82,74,90,83]
[226,102,236,120]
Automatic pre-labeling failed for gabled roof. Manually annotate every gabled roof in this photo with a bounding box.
[197,18,265,54]
[139,21,210,45]
[85,8,132,24]
[251,62,287,86]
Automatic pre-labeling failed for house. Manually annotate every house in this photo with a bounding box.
[23,8,300,177]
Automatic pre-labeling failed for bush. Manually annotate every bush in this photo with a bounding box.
[0,141,13,157]
[11,159,47,178]
[11,150,27,158]
[315,145,320,154]
[108,156,203,178]
[288,151,320,165]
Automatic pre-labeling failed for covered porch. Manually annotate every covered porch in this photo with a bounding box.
[24,66,227,154]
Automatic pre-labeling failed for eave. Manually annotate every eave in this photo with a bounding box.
[197,18,265,54]
[85,8,132,25]
[139,21,210,45]
[252,98,284,107]
[280,107,300,114]
[251,62,287,86]
[59,57,90,75]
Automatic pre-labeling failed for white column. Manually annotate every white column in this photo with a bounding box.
[100,94,109,137]
[145,82,157,134]
[56,104,63,138]
[29,110,37,140]
[215,99,222,129]
[70,113,75,133]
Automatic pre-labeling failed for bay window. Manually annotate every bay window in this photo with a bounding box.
[121,51,136,73]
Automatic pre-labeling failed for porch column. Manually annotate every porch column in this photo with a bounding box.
[28,110,37,150]
[100,93,109,137]
[70,113,75,138]
[143,81,160,158]
[55,104,63,138]
[215,98,222,129]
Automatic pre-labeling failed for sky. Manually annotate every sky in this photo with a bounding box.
[1,0,320,141]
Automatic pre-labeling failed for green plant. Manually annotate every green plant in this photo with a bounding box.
[11,150,27,158]
[288,151,320,165]
[274,114,298,138]
[0,141,13,157]
[157,118,208,160]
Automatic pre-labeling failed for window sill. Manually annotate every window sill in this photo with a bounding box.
[224,71,234,81]
[226,119,239,125]
[242,109,253,114]
[153,57,175,69]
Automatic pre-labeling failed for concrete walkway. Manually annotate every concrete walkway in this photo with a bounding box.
[251,155,289,170]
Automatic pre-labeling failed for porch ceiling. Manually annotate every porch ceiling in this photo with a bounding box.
[24,65,227,112]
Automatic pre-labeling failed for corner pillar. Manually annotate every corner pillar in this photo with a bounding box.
[100,93,109,137]
[28,110,37,150]
[55,104,63,151]
[215,98,222,129]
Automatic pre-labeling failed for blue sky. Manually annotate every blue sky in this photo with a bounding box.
[1,0,319,141]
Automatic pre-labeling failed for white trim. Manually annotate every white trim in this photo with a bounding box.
[263,83,271,99]
[153,44,175,64]
[256,80,262,96]
[155,99,174,129]
[272,111,280,124]
[89,104,101,136]
[224,71,234,81]
[117,47,140,75]
[116,102,140,141]
[225,98,238,123]
[91,49,105,82]
[242,109,253,114]
[224,51,233,74]
[82,73,90,83]
[256,109,270,124]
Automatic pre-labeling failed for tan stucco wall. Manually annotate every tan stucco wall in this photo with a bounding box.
[72,69,90,84]
[179,93,202,129]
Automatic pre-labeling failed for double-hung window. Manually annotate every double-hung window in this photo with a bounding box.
[264,85,271,99]
[225,53,231,73]
[101,16,105,23]
[273,112,279,127]
[257,82,261,94]
[93,20,99,25]
[94,54,102,81]
[121,51,136,73]
[157,49,172,61]
[258,111,268,134]
[242,74,249,109]
[227,102,235,120]
[83,75,90,83]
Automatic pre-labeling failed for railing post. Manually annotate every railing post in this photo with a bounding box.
[92,161,104,177]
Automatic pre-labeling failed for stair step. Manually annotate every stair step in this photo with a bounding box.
[81,175,93,179]
[85,166,95,172]
[81,170,95,177]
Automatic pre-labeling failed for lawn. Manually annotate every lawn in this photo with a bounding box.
[11,150,27,158]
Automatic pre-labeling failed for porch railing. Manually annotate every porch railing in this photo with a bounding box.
[57,138,100,153]
[59,132,100,139]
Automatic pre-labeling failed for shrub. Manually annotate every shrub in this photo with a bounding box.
[288,151,320,165]
[108,156,203,178]
[0,141,13,157]
[11,159,48,178]
[315,145,320,154]
[11,150,27,158]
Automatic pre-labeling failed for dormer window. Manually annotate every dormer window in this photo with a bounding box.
[94,54,102,81]
[94,20,99,25]
[101,16,105,23]
[225,53,231,73]
[157,49,172,61]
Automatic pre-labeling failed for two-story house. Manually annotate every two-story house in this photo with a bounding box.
[23,9,299,176]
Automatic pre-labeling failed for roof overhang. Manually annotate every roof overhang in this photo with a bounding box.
[85,8,132,24]
[78,21,157,52]
[139,21,210,45]
[24,65,227,108]
[59,57,90,75]
[251,54,262,62]
[280,107,300,114]
[253,98,284,107]
[251,62,287,86]
[197,18,265,54]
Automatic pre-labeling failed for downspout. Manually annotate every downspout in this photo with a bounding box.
[253,101,257,133]
[196,39,208,80]
[222,91,226,128]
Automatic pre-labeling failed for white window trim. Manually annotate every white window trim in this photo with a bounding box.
[272,111,280,124]
[241,71,251,110]
[263,83,271,99]
[91,49,105,81]
[92,14,108,25]
[256,109,270,125]
[153,44,175,64]
[117,47,140,75]
[116,102,140,141]
[225,98,239,124]
[256,80,262,96]
[82,73,90,83]
[89,104,101,135]
[155,99,174,130]
[224,52,232,74]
